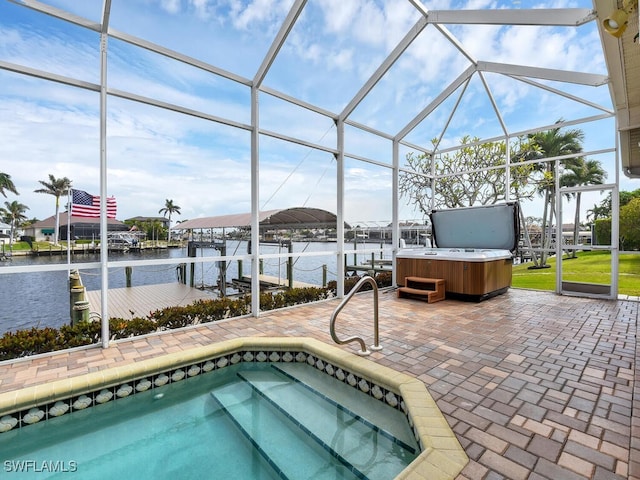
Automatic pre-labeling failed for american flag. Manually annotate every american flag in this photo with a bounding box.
[70,189,117,218]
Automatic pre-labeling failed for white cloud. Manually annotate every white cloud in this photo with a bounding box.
[160,0,182,14]
[228,0,295,30]
[0,0,620,226]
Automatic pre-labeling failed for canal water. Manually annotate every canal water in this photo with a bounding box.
[0,241,388,335]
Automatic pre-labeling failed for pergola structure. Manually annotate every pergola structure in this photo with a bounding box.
[1,0,635,345]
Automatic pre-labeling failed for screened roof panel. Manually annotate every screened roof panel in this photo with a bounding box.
[347,22,472,134]
[263,0,421,113]
[1,0,636,223]
[106,38,252,126]
[26,0,104,23]
[0,2,101,85]
[107,0,292,80]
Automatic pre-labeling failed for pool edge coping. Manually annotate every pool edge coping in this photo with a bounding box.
[0,336,468,480]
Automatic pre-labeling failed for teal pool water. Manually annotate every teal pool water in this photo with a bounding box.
[0,363,418,479]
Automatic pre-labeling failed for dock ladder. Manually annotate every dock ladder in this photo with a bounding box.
[329,275,382,356]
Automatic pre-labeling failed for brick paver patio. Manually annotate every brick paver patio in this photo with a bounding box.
[0,288,638,479]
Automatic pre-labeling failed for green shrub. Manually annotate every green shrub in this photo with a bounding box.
[153,305,195,330]
[327,272,392,294]
[594,218,611,246]
[59,322,101,346]
[227,295,252,318]
[0,286,332,360]
[0,327,65,360]
[375,271,392,287]
[109,317,157,339]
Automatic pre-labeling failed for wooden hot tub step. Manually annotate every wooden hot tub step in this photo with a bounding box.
[398,277,445,303]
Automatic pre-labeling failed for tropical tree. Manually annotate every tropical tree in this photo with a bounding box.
[158,199,181,240]
[560,158,607,258]
[620,188,640,208]
[400,136,535,213]
[0,200,29,249]
[586,203,609,222]
[517,121,585,268]
[0,172,18,197]
[34,174,72,245]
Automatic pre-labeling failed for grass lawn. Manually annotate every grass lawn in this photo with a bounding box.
[3,240,98,253]
[3,241,72,252]
[512,250,640,297]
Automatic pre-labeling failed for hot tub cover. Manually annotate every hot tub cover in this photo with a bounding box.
[429,202,519,252]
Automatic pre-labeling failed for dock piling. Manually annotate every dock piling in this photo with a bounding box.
[69,269,88,325]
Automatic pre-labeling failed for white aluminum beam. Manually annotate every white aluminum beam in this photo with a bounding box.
[9,0,101,31]
[109,29,251,87]
[510,75,614,114]
[344,119,395,142]
[409,2,478,64]
[478,61,609,86]
[107,88,253,132]
[432,114,615,155]
[260,86,337,121]
[258,128,339,155]
[478,71,508,137]
[339,16,429,121]
[343,152,392,169]
[431,76,471,152]
[250,86,260,316]
[0,60,100,91]
[336,120,345,298]
[253,0,307,87]
[396,65,475,140]
[392,139,399,288]
[99,0,112,348]
[398,139,433,154]
[435,23,477,65]
[424,9,596,26]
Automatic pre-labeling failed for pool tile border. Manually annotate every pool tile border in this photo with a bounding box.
[0,337,467,480]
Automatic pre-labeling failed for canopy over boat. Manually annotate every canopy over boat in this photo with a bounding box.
[173,207,349,231]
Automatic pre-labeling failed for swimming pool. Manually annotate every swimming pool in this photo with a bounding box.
[0,337,468,479]
[2,362,419,479]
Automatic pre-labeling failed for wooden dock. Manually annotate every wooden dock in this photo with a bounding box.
[85,275,319,319]
[233,274,318,291]
[85,283,215,319]
[345,258,392,275]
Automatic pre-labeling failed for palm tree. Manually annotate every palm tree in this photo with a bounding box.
[158,199,181,241]
[34,174,72,245]
[521,121,585,267]
[586,203,609,222]
[1,200,29,249]
[561,159,607,258]
[0,172,18,197]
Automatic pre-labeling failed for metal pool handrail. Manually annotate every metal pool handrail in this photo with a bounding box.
[330,275,382,356]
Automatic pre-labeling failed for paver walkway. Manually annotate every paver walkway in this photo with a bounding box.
[0,288,638,479]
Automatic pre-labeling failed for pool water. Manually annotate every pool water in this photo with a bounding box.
[0,363,419,479]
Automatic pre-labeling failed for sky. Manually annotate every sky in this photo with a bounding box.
[1,0,638,229]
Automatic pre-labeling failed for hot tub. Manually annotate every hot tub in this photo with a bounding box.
[397,203,519,301]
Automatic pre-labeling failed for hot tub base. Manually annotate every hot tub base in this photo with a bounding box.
[396,253,513,302]
[397,203,518,302]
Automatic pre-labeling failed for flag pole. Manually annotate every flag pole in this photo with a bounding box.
[67,189,72,272]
